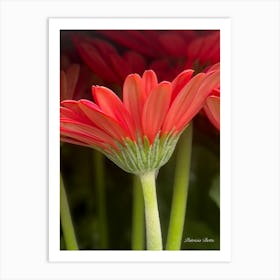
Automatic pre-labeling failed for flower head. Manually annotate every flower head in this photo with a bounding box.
[60,68,220,174]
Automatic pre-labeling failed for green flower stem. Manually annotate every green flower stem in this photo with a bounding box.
[132,175,145,250]
[139,170,162,250]
[166,123,193,250]
[60,174,79,250]
[93,151,108,249]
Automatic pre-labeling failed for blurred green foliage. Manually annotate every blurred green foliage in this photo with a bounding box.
[60,115,220,250]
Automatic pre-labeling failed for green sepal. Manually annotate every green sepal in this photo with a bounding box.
[102,133,181,175]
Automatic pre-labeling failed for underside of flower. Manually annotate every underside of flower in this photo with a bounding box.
[104,132,181,175]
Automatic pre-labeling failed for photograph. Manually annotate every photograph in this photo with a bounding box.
[59,28,221,251]
[0,0,279,278]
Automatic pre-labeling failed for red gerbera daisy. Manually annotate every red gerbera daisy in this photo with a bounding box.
[60,67,220,174]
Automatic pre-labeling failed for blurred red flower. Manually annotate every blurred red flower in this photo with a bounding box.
[72,35,146,85]
[185,31,220,69]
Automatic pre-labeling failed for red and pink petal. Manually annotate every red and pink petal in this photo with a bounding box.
[141,70,158,100]
[123,74,145,132]
[204,95,220,130]
[170,69,194,103]
[61,118,117,148]
[142,81,172,143]
[175,70,220,132]
[78,99,130,141]
[162,73,206,133]
[92,86,136,138]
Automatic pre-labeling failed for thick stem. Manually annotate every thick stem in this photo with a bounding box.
[166,123,193,250]
[93,151,108,249]
[131,175,145,250]
[60,174,79,250]
[139,170,162,250]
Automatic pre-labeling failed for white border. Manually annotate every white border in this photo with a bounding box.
[49,18,231,262]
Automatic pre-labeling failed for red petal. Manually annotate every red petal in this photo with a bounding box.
[60,54,71,70]
[86,37,118,57]
[98,30,161,58]
[92,86,136,138]
[60,136,90,147]
[204,96,220,130]
[149,58,179,81]
[175,70,220,132]
[65,64,80,99]
[171,69,194,103]
[78,99,129,141]
[127,30,164,57]
[123,74,145,132]
[61,100,93,124]
[142,70,158,100]
[162,73,206,133]
[124,51,147,75]
[188,32,220,65]
[142,82,172,143]
[187,37,204,60]
[60,127,108,150]
[60,107,84,122]
[61,118,117,148]
[72,64,93,100]
[60,71,67,101]
[109,53,131,82]
[206,62,220,73]
[158,33,187,56]
[75,41,119,83]
[201,32,220,63]
[212,87,220,97]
